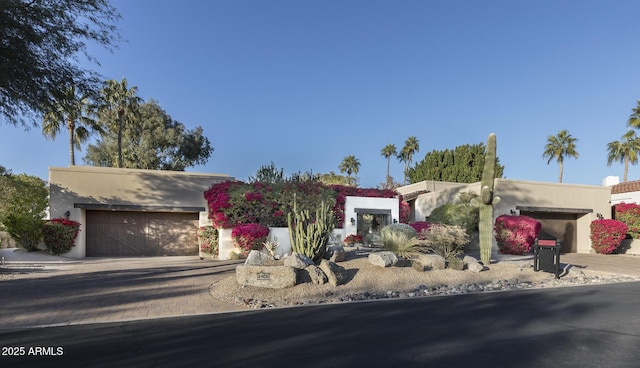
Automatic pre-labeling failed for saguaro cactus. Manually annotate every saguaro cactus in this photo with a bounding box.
[479,133,500,265]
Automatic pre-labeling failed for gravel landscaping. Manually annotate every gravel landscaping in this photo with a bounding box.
[209,248,640,309]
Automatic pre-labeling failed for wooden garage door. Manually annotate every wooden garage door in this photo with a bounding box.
[86,211,199,257]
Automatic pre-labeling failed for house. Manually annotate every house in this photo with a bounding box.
[397,179,612,254]
[607,176,640,206]
[49,166,232,258]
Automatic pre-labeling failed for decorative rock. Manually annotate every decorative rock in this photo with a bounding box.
[244,250,278,266]
[330,249,346,262]
[463,255,484,273]
[319,259,348,286]
[235,265,297,289]
[306,264,328,285]
[284,253,314,269]
[368,251,398,268]
[411,254,445,271]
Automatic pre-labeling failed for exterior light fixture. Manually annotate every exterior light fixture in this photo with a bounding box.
[350,217,356,225]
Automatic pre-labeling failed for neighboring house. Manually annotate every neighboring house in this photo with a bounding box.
[607,177,640,206]
[49,166,232,258]
[397,179,612,254]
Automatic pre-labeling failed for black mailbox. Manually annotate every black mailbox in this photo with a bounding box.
[533,238,561,279]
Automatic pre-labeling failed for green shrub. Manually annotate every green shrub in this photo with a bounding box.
[42,218,81,255]
[420,224,469,262]
[3,214,42,251]
[380,223,418,240]
[428,192,479,234]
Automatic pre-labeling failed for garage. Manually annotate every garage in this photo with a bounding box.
[518,206,592,253]
[85,210,199,257]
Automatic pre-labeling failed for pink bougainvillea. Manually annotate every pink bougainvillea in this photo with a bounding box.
[590,219,628,254]
[410,221,433,240]
[494,215,541,255]
[231,223,270,256]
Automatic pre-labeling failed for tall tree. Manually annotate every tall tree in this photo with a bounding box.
[607,130,640,182]
[248,162,285,183]
[339,155,360,187]
[96,78,142,168]
[407,142,504,183]
[85,100,213,170]
[41,86,99,165]
[0,0,120,127]
[542,129,579,183]
[627,100,640,129]
[380,144,397,189]
[398,136,420,185]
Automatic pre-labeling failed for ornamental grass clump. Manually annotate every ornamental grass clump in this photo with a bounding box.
[494,215,541,255]
[420,224,469,264]
[42,218,80,255]
[380,223,421,258]
[231,223,270,256]
[590,219,628,254]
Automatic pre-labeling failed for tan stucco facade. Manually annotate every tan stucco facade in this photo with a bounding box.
[49,166,232,258]
[398,179,612,254]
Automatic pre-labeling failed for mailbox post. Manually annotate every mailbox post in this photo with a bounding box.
[533,238,561,279]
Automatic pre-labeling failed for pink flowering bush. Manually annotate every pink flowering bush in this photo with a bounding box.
[204,180,403,230]
[590,219,628,254]
[494,215,541,255]
[198,226,218,256]
[410,221,433,240]
[42,218,81,255]
[614,202,640,239]
[231,223,270,256]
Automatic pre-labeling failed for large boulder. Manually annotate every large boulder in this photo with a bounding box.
[235,265,297,289]
[305,264,328,285]
[368,251,398,268]
[319,259,348,287]
[284,253,314,269]
[244,250,279,266]
[463,255,485,273]
[411,254,446,271]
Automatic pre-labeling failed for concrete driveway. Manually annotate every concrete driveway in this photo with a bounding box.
[0,249,244,330]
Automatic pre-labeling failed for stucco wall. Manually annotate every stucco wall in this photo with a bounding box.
[409,179,612,254]
[49,166,232,258]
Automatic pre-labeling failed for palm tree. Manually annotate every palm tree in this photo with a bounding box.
[97,78,142,168]
[627,100,640,128]
[42,86,99,165]
[380,144,397,188]
[607,130,640,182]
[542,129,579,183]
[339,155,360,186]
[398,136,419,185]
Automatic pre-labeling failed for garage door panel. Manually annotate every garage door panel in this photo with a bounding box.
[86,211,198,257]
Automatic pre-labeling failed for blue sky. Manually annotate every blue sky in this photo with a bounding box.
[2,0,640,187]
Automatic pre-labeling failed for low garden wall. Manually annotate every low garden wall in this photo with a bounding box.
[217,227,346,260]
[618,239,640,255]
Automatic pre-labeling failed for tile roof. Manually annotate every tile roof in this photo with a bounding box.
[611,179,640,194]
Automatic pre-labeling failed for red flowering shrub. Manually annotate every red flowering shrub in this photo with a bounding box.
[494,215,541,255]
[400,201,411,224]
[231,223,270,256]
[590,219,628,254]
[42,218,81,255]
[344,234,363,245]
[205,180,403,230]
[614,202,640,239]
[410,221,433,240]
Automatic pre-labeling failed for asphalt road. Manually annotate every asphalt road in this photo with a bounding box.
[2,282,640,368]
